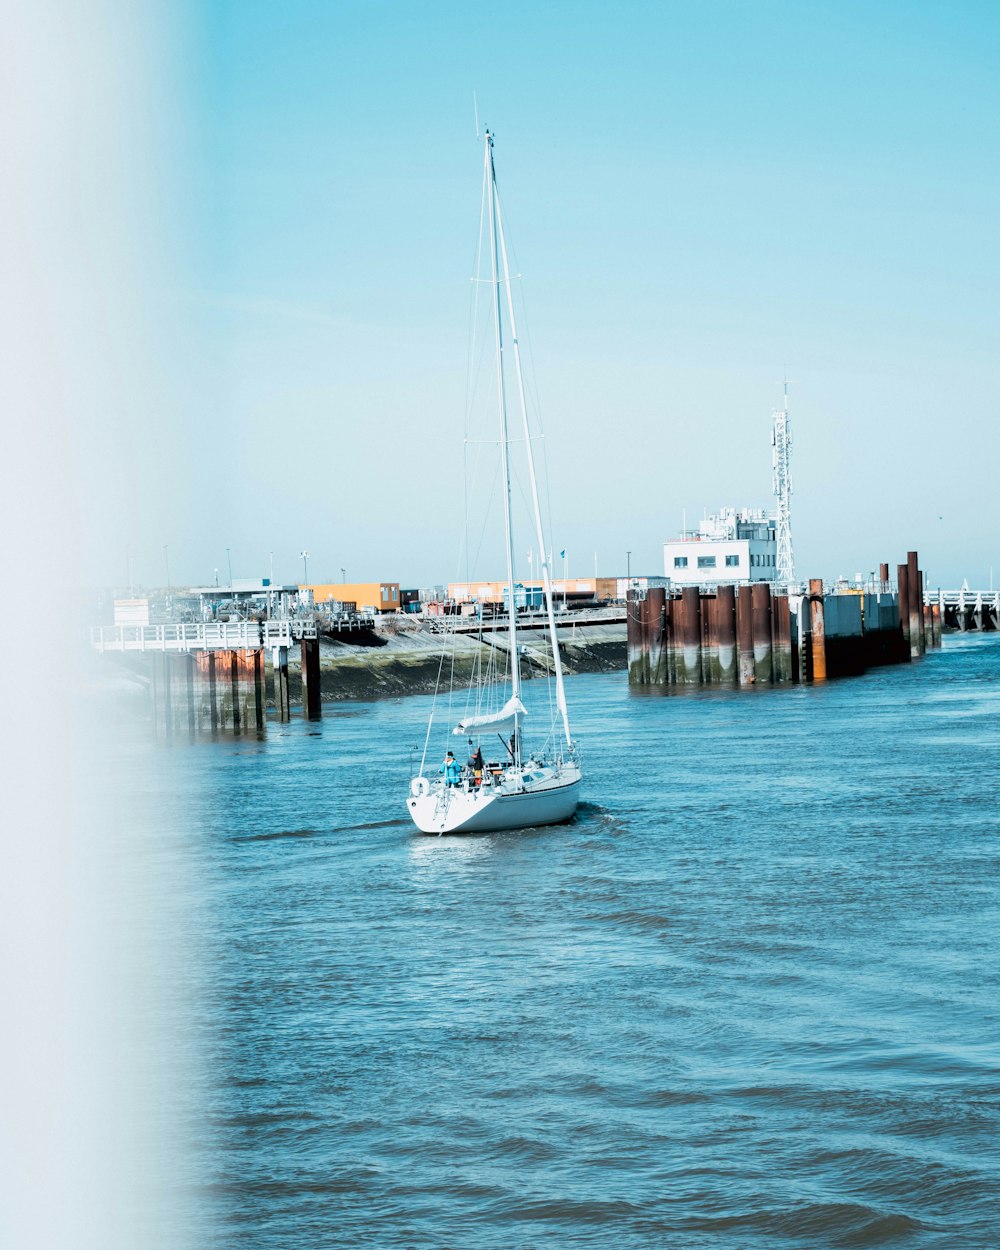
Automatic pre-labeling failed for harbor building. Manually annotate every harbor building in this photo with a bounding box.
[450,578,601,608]
[663,507,778,587]
[305,582,400,613]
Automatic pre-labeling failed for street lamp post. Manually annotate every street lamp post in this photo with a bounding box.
[300,550,309,584]
[163,544,171,619]
[626,550,631,586]
[341,567,346,583]
[226,547,233,587]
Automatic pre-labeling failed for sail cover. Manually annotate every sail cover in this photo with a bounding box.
[453,696,526,737]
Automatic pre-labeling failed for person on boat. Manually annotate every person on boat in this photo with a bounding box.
[440,751,461,787]
[468,746,484,787]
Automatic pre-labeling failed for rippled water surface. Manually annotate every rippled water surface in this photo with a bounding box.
[151,635,1000,1247]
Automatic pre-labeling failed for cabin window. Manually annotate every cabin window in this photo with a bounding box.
[674,557,688,568]
[697,556,716,569]
[725,555,739,567]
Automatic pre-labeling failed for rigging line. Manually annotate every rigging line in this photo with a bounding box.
[491,183,560,596]
[464,163,489,582]
[419,645,449,777]
[466,433,539,446]
[444,621,460,744]
[493,155,571,747]
[467,456,502,584]
[492,185,549,458]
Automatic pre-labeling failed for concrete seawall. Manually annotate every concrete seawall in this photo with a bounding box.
[289,621,626,702]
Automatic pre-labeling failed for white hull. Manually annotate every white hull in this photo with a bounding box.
[408,765,581,835]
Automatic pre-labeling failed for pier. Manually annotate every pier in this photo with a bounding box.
[628,551,944,689]
[931,589,1000,633]
[92,619,323,736]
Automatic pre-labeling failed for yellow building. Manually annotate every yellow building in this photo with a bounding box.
[305,582,400,612]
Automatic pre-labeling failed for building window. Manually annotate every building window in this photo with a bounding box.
[725,555,739,567]
[697,556,716,569]
[381,587,388,601]
[674,556,688,568]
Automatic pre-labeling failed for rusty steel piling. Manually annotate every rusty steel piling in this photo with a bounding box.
[897,563,911,656]
[751,583,774,684]
[907,551,924,657]
[301,637,322,719]
[647,587,666,685]
[715,584,737,684]
[630,587,645,685]
[627,546,938,693]
[678,587,702,685]
[736,585,755,685]
[809,578,827,682]
[772,593,793,683]
[703,595,723,683]
[272,646,291,721]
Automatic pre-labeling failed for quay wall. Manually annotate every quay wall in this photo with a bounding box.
[113,621,627,735]
[628,550,940,690]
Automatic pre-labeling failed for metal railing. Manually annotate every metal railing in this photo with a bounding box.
[91,619,318,653]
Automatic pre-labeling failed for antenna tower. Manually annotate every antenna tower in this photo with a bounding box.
[772,379,794,585]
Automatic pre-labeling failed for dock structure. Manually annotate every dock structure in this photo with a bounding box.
[91,619,323,735]
[931,589,1000,633]
[628,550,943,689]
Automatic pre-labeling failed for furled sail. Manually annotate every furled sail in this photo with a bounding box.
[453,696,526,737]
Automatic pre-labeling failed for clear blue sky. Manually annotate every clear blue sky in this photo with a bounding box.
[70,1,1000,588]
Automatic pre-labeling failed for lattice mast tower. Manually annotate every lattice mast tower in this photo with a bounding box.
[771,380,794,585]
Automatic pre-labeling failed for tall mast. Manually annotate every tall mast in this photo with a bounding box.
[492,140,573,747]
[772,377,794,586]
[485,131,521,716]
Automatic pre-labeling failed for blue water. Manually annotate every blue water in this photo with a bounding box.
[149,634,1000,1247]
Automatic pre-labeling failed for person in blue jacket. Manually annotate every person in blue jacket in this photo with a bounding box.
[440,750,462,787]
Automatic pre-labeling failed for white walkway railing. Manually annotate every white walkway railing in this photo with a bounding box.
[91,619,318,653]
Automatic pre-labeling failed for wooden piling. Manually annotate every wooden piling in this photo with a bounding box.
[809,578,827,683]
[879,562,889,591]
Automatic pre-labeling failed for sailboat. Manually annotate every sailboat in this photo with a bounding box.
[406,130,582,836]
